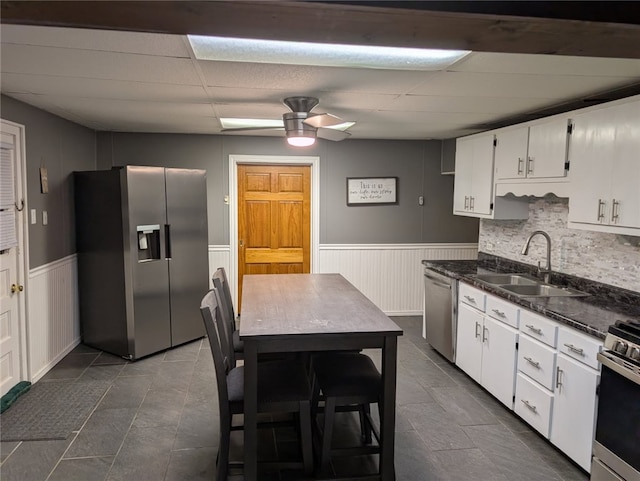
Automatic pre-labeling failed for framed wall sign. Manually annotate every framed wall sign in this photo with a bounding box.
[347,177,397,205]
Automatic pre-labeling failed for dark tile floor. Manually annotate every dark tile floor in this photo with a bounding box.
[0,317,589,481]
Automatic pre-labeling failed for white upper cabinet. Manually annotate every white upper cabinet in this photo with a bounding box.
[454,134,494,216]
[495,117,570,181]
[568,97,640,235]
[454,134,529,220]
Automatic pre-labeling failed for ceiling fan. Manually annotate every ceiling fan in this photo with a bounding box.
[221,96,355,147]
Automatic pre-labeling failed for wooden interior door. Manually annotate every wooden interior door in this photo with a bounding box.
[237,164,311,311]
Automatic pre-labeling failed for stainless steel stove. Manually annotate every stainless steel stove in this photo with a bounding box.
[591,320,640,481]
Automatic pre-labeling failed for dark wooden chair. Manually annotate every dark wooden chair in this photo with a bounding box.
[212,267,244,364]
[311,351,382,473]
[199,287,314,480]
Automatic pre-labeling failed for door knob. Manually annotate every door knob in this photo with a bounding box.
[11,283,24,293]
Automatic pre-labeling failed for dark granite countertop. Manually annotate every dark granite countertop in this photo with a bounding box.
[422,253,640,340]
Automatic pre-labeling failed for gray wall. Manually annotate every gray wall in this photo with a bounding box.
[1,95,96,268]
[98,132,479,245]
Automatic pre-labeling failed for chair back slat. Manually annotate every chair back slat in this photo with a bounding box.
[213,268,237,366]
[213,267,236,328]
[200,289,230,405]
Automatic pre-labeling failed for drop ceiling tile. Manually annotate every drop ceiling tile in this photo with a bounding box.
[452,51,640,77]
[388,94,552,115]
[410,71,639,99]
[1,44,201,85]
[1,73,210,102]
[0,25,191,57]
[198,60,434,94]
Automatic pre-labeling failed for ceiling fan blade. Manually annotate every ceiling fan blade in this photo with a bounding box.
[221,127,284,133]
[317,128,351,141]
[303,113,345,128]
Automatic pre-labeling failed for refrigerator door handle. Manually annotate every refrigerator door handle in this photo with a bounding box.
[164,224,172,260]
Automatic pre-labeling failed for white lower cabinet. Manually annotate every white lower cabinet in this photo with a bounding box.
[456,284,519,409]
[456,288,602,474]
[550,351,600,472]
[514,314,601,474]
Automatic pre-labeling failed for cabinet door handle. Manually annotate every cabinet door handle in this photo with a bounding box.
[563,343,585,356]
[597,199,606,222]
[470,196,475,210]
[611,199,620,223]
[492,308,505,318]
[464,295,476,304]
[525,324,543,335]
[482,326,488,343]
[521,399,537,413]
[556,366,563,390]
[475,321,481,339]
[523,356,540,369]
[527,156,534,175]
[517,157,524,175]
[464,196,469,210]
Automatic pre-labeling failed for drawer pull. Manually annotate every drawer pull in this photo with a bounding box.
[492,309,505,318]
[525,324,543,335]
[521,399,537,413]
[464,295,476,304]
[564,343,585,356]
[523,356,540,369]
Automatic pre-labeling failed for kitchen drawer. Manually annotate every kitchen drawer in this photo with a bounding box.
[515,373,553,438]
[520,310,559,347]
[518,334,557,390]
[486,294,520,328]
[459,283,486,312]
[557,327,602,370]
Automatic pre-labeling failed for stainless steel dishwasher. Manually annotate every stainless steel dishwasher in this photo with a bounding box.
[423,268,457,362]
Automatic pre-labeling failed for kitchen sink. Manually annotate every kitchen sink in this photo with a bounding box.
[472,273,590,298]
[473,273,539,285]
[499,283,589,298]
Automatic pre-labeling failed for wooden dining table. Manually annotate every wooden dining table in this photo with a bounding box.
[239,273,403,480]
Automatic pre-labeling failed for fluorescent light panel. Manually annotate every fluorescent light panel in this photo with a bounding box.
[220,118,283,129]
[189,35,470,70]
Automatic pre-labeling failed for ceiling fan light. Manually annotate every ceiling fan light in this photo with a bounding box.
[287,136,316,147]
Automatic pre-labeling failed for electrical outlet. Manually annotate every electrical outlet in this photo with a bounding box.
[30,209,37,225]
[418,196,424,206]
[43,210,48,225]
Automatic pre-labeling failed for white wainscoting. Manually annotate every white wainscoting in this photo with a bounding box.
[208,245,231,288]
[319,244,478,316]
[28,254,80,382]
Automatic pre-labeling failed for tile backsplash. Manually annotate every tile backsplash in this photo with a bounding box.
[479,197,640,293]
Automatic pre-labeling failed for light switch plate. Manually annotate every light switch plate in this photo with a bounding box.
[30,209,37,225]
[43,210,48,225]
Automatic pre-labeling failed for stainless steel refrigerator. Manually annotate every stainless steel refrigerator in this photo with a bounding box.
[74,166,208,360]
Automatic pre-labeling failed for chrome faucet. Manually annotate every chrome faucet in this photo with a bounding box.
[521,230,552,284]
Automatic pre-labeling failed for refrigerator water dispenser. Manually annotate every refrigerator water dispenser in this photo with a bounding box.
[137,224,160,262]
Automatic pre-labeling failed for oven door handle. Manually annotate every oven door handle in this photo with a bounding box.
[598,352,640,385]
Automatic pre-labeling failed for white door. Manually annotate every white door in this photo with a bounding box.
[470,134,495,216]
[455,303,483,383]
[494,126,529,180]
[568,107,615,225]
[0,121,27,397]
[527,117,569,179]
[480,316,518,409]
[550,354,600,472]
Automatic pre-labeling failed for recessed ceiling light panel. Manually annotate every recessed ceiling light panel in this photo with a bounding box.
[220,118,284,129]
[189,35,470,71]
